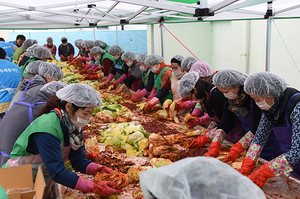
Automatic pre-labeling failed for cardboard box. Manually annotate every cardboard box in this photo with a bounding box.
[0,164,46,199]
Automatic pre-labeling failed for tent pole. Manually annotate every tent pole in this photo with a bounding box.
[151,24,155,54]
[265,1,273,72]
[160,23,164,57]
[116,26,119,45]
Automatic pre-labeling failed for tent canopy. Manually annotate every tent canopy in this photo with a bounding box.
[0,0,299,29]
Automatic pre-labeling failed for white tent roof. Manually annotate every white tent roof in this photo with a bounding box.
[0,0,299,29]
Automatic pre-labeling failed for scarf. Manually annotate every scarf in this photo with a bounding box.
[228,91,249,117]
[262,93,284,124]
[60,109,84,150]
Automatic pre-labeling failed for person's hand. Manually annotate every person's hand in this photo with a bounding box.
[131,93,141,102]
[223,142,245,163]
[93,181,122,197]
[248,163,275,188]
[60,55,66,61]
[189,132,211,148]
[186,117,201,129]
[101,82,109,89]
[86,163,114,175]
[204,142,221,157]
[112,81,119,89]
[144,97,159,113]
[175,102,185,111]
[145,97,153,102]
[237,158,256,176]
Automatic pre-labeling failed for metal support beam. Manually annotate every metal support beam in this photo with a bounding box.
[265,2,273,71]
[93,7,120,20]
[216,0,272,13]
[160,23,165,58]
[110,0,195,14]
[116,26,119,45]
[276,4,300,15]
[209,0,239,13]
[151,24,155,55]
[125,6,149,22]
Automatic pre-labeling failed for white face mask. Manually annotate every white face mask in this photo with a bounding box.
[223,90,238,100]
[72,112,90,128]
[113,55,120,60]
[151,64,159,73]
[126,61,133,66]
[62,43,68,46]
[140,65,147,72]
[256,99,272,111]
[94,56,101,61]
[173,69,185,79]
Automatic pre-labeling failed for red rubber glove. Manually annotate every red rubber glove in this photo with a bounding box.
[175,101,196,111]
[237,158,256,176]
[145,88,156,102]
[145,97,153,102]
[189,131,212,148]
[248,163,275,188]
[204,141,221,157]
[80,64,91,74]
[87,63,98,73]
[223,142,245,163]
[186,117,201,129]
[69,54,74,61]
[131,93,141,102]
[112,81,119,89]
[75,177,121,197]
[86,163,114,175]
[60,55,66,61]
[84,146,99,160]
[144,97,159,113]
[101,82,109,89]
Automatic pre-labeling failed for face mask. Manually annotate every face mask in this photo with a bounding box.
[151,64,159,73]
[126,61,133,66]
[256,99,272,111]
[223,90,238,100]
[94,56,101,61]
[72,112,90,128]
[113,55,120,60]
[173,69,185,79]
[62,43,68,46]
[140,65,147,72]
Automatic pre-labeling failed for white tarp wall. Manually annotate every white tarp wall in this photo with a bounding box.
[147,18,300,90]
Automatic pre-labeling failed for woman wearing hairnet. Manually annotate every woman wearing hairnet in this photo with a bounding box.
[73,39,87,59]
[205,69,283,161]
[0,81,67,167]
[13,39,35,64]
[58,37,75,61]
[43,37,57,58]
[143,55,173,112]
[236,72,300,187]
[179,72,245,154]
[181,56,197,72]
[130,54,156,102]
[94,39,110,52]
[2,84,121,198]
[100,45,126,88]
[23,60,43,80]
[18,44,39,69]
[113,51,143,93]
[9,62,64,110]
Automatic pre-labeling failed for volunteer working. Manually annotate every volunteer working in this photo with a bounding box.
[3,84,121,197]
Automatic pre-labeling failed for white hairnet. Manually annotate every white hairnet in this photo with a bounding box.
[108,45,124,55]
[244,71,288,98]
[94,40,107,48]
[40,81,67,96]
[171,55,184,64]
[83,40,94,48]
[33,39,38,44]
[47,37,53,42]
[61,37,67,41]
[38,62,64,81]
[22,39,35,49]
[26,60,43,74]
[181,56,198,71]
[90,46,106,54]
[178,71,199,98]
[190,61,213,78]
[137,54,148,63]
[56,83,102,107]
[213,69,248,89]
[144,55,164,67]
[26,44,40,57]
[121,51,137,61]
[74,39,83,47]
[140,157,266,199]
[33,46,51,59]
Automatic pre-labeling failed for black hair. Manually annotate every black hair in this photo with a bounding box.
[170,58,181,66]
[0,47,6,59]
[16,35,26,41]
[193,79,214,100]
[0,38,5,42]
[62,39,67,43]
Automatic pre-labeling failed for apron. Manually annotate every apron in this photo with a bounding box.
[237,100,283,161]
[272,93,300,177]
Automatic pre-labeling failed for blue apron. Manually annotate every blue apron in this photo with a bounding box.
[272,93,300,177]
[237,100,283,161]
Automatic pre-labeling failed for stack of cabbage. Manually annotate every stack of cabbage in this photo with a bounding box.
[93,103,134,123]
[100,123,150,156]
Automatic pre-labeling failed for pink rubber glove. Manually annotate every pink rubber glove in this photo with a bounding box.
[145,88,156,102]
[131,88,148,102]
[191,102,204,117]
[113,74,127,88]
[80,64,92,74]
[75,177,121,197]
[60,55,66,61]
[87,63,98,73]
[175,101,197,111]
[69,54,74,61]
[85,58,93,62]
[101,74,115,89]
[198,113,211,125]
[144,97,159,112]
[86,163,114,175]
